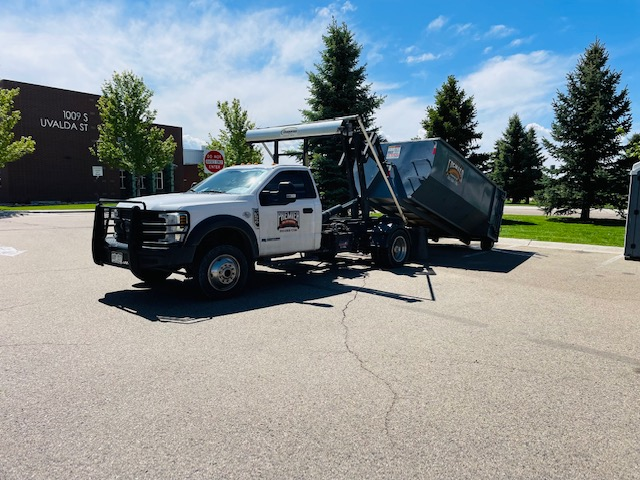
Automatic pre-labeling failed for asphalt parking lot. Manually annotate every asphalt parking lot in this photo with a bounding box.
[1,211,639,479]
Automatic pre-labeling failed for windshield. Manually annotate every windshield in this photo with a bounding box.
[189,168,271,194]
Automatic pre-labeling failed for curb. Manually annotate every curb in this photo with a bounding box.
[497,237,623,255]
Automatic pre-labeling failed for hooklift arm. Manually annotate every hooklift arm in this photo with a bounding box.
[355,116,407,225]
[245,115,407,224]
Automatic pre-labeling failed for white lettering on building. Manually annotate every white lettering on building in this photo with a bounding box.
[40,110,90,132]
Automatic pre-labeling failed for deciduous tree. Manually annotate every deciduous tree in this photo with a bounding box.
[90,71,176,197]
[0,87,36,168]
[207,98,262,168]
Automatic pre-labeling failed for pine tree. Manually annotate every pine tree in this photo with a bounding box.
[421,75,482,159]
[302,20,384,208]
[521,128,545,202]
[492,114,544,203]
[541,40,632,219]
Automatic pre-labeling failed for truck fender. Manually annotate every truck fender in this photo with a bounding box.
[186,215,259,260]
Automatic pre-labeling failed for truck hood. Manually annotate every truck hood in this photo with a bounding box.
[117,192,251,211]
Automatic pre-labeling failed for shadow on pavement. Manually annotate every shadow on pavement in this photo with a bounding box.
[427,243,537,273]
[99,257,431,324]
[98,246,536,323]
[0,211,25,219]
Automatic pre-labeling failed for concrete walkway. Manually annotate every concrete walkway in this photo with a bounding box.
[504,204,624,219]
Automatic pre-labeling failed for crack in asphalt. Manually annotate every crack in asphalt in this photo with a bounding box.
[339,273,399,445]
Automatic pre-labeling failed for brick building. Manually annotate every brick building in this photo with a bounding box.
[0,80,199,204]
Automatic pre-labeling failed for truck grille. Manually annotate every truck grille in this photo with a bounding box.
[102,207,186,247]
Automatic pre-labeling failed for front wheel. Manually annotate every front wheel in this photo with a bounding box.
[197,245,250,299]
[373,228,411,268]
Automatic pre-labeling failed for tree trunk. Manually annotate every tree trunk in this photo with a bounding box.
[580,208,590,220]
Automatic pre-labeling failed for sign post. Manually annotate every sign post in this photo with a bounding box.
[203,150,225,175]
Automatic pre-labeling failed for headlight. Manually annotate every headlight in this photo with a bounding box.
[158,212,189,243]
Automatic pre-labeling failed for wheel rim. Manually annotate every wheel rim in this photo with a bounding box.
[391,235,408,263]
[207,254,241,291]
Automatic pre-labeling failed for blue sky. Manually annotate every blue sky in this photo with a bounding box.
[2,0,639,159]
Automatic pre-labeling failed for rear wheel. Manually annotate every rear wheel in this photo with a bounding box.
[197,245,249,299]
[480,238,495,251]
[374,229,411,268]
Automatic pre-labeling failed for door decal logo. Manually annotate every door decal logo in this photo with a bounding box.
[277,211,300,231]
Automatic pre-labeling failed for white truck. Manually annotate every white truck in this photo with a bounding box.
[92,115,504,299]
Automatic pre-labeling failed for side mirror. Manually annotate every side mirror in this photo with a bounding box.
[259,181,297,206]
[278,182,297,203]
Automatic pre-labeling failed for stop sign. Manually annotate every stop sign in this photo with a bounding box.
[204,150,224,174]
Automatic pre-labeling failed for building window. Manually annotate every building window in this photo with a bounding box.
[119,170,126,189]
[155,171,164,191]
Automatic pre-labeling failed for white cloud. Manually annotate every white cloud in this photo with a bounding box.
[486,24,516,38]
[428,15,448,31]
[0,2,333,147]
[453,23,473,35]
[460,51,574,151]
[406,53,440,64]
[377,96,426,142]
[317,0,357,18]
[510,36,535,48]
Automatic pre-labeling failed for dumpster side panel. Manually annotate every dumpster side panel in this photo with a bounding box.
[624,161,640,260]
[358,138,505,244]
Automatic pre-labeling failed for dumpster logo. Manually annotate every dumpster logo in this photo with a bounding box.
[446,158,464,185]
[277,211,300,231]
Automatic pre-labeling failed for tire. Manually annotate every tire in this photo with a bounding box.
[133,269,171,284]
[480,238,495,251]
[197,245,249,299]
[374,228,410,268]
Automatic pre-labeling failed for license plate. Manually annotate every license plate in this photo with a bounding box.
[111,251,127,265]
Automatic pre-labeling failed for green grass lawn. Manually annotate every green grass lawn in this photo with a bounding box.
[0,203,108,210]
[500,214,626,247]
[0,204,626,248]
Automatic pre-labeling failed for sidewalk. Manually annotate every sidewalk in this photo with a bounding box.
[504,205,624,219]
[496,237,623,255]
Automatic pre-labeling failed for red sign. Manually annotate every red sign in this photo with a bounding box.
[204,150,224,174]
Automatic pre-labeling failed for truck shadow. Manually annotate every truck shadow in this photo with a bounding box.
[98,246,535,324]
[427,244,538,273]
[99,257,428,324]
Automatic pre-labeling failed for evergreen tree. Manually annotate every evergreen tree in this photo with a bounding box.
[207,98,262,168]
[302,20,384,208]
[541,40,632,219]
[0,87,36,168]
[492,114,543,203]
[468,152,492,174]
[421,75,482,159]
[91,71,177,197]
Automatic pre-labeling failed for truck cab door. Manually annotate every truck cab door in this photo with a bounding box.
[258,170,321,256]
